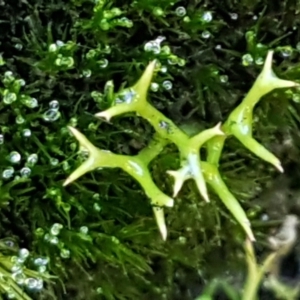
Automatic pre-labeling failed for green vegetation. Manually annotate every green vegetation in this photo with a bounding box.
[1,0,300,299]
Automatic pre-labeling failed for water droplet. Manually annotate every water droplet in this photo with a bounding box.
[162,80,173,90]
[82,69,92,78]
[144,41,160,54]
[11,264,22,273]
[35,278,44,290]
[0,134,4,144]
[35,228,44,237]
[167,56,178,65]
[150,82,159,92]
[296,42,300,51]
[15,43,23,50]
[79,226,89,234]
[177,58,186,67]
[178,236,187,244]
[202,30,211,39]
[242,53,254,66]
[25,278,38,289]
[280,46,293,58]
[21,96,38,108]
[111,236,120,244]
[22,129,31,137]
[7,292,16,299]
[16,115,25,124]
[27,154,38,166]
[50,223,63,235]
[49,236,59,244]
[160,65,168,73]
[96,287,103,294]
[49,100,59,110]
[255,57,264,65]
[20,167,31,178]
[115,89,137,104]
[159,121,171,133]
[261,214,269,221]
[60,248,70,258]
[56,40,65,47]
[50,157,59,167]
[17,79,26,86]
[43,109,61,122]
[98,58,109,68]
[3,92,17,104]
[93,203,102,212]
[175,6,186,17]
[153,7,164,16]
[19,248,29,259]
[2,167,14,179]
[38,265,46,273]
[229,13,238,20]
[202,11,213,22]
[12,272,26,285]
[9,151,21,163]
[293,93,300,103]
[220,75,228,83]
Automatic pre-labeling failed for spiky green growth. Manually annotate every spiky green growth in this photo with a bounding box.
[64,51,298,242]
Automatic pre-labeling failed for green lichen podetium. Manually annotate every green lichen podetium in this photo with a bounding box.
[64,51,298,242]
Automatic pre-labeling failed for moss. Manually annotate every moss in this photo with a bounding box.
[1,0,300,299]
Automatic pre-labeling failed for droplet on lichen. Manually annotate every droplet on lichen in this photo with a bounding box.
[0,134,4,144]
[115,89,137,104]
[50,223,63,236]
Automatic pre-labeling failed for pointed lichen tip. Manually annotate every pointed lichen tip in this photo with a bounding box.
[95,111,111,122]
[153,207,167,241]
[276,163,284,173]
[68,126,78,136]
[263,50,274,71]
[63,177,71,187]
[214,122,225,135]
[134,60,157,91]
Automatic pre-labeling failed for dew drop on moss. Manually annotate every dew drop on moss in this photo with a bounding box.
[242,53,254,66]
[202,11,213,22]
[2,167,14,179]
[175,6,186,17]
[20,167,31,178]
[9,151,21,163]
[162,80,172,90]
[3,92,17,104]
[150,82,159,92]
[43,109,61,122]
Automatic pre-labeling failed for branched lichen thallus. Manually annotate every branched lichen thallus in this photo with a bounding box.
[64,52,299,242]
